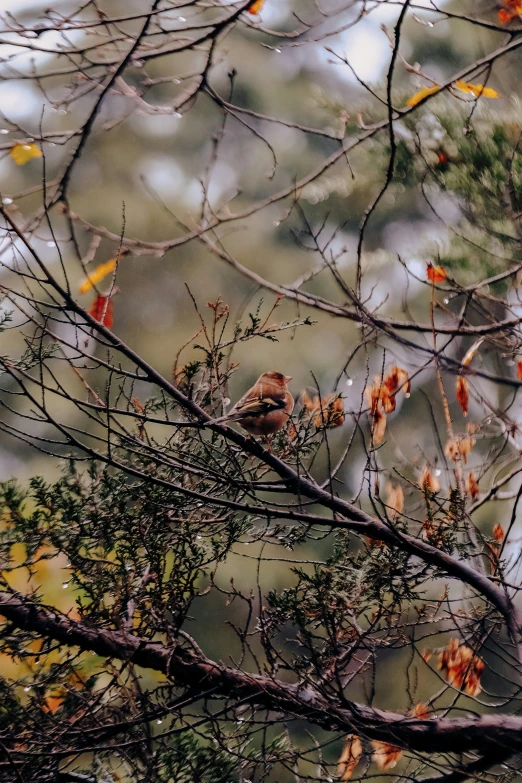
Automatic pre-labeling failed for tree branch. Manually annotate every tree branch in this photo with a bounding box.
[0,591,519,758]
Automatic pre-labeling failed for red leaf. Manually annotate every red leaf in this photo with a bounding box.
[456,376,469,416]
[88,295,114,328]
[427,264,447,283]
[498,7,517,22]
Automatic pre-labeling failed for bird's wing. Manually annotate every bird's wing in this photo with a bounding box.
[229,395,285,419]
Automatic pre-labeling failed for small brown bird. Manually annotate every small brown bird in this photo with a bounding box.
[212,371,294,437]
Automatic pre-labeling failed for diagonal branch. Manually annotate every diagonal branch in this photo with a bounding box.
[1,204,519,643]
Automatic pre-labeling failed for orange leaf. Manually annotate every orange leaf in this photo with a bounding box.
[517,359,522,379]
[314,394,345,429]
[384,365,409,399]
[247,0,265,13]
[419,465,440,494]
[364,367,410,444]
[445,435,474,464]
[421,648,432,662]
[498,8,514,22]
[338,735,362,781]
[386,483,404,519]
[371,741,402,770]
[372,408,387,444]
[406,84,440,108]
[41,693,65,714]
[365,379,383,416]
[458,436,474,463]
[88,295,114,328]
[427,264,447,283]
[438,639,484,696]
[466,471,479,500]
[493,523,504,543]
[131,397,145,414]
[411,703,430,720]
[301,390,316,413]
[301,391,345,428]
[497,2,522,23]
[444,437,459,462]
[456,376,469,416]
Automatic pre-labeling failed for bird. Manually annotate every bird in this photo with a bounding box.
[210,371,294,438]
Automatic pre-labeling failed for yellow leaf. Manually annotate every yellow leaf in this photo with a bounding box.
[454,81,500,99]
[406,84,440,108]
[79,258,118,294]
[10,142,42,165]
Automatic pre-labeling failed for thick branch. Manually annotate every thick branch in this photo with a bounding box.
[0,592,520,757]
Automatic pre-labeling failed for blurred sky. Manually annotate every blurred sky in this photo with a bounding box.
[0,0,448,100]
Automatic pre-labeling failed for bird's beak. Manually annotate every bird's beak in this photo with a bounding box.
[285,376,293,382]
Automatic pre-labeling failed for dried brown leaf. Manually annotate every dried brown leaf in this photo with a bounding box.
[372,408,387,444]
[411,703,430,720]
[438,639,484,696]
[493,523,504,542]
[371,741,402,770]
[419,465,440,494]
[466,471,479,500]
[338,735,363,781]
[386,483,404,519]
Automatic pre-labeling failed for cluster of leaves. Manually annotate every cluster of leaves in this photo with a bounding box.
[155,734,239,783]
[394,100,522,282]
[0,460,251,635]
[264,528,431,680]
